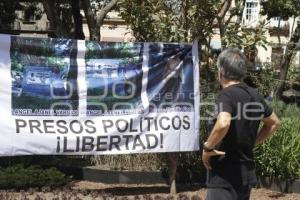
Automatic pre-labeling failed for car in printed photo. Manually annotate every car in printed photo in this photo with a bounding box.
[86,59,140,96]
[19,66,70,98]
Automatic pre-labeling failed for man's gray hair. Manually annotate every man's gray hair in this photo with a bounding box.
[217,48,247,81]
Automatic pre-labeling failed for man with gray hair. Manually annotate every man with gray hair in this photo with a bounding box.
[202,48,280,200]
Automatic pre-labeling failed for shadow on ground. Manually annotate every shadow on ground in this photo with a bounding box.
[79,185,203,196]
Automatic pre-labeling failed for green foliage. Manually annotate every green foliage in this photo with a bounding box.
[255,101,300,179]
[261,0,300,99]
[255,116,300,179]
[261,0,300,20]
[224,21,269,51]
[249,63,278,96]
[287,63,300,85]
[85,41,141,60]
[0,164,71,189]
[118,0,271,95]
[0,156,90,171]
[271,100,300,118]
[0,0,19,32]
[200,63,218,87]
[118,0,224,44]
[11,37,72,72]
[22,2,43,22]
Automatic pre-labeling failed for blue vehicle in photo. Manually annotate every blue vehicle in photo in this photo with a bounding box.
[87,59,122,97]
[86,59,122,86]
[20,66,68,98]
[86,59,140,96]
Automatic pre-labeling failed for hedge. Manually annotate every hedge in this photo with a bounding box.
[254,101,300,180]
[0,164,71,189]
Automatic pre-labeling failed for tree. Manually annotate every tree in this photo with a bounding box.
[118,1,252,51]
[118,0,268,78]
[42,0,67,38]
[43,0,118,40]
[71,0,85,39]
[275,22,300,99]
[16,0,84,39]
[119,0,217,44]
[261,0,300,99]
[81,0,118,41]
[42,0,77,38]
[218,0,247,49]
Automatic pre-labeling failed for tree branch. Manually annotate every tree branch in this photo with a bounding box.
[42,0,68,37]
[81,0,100,40]
[218,0,232,20]
[275,21,300,99]
[96,0,118,26]
[71,0,85,39]
[225,0,245,27]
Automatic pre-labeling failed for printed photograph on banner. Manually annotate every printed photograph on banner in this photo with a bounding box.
[11,36,78,116]
[147,43,195,112]
[85,41,143,115]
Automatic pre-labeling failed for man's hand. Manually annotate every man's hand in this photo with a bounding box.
[202,150,226,170]
[256,112,280,145]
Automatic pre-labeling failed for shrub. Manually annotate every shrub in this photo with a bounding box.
[249,63,278,96]
[254,116,300,180]
[271,100,300,118]
[0,164,71,189]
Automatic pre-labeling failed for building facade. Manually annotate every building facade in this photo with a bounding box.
[240,0,300,68]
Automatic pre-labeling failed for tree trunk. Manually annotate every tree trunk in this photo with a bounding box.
[167,153,178,194]
[42,0,68,38]
[219,20,226,50]
[218,0,233,49]
[275,21,300,99]
[218,0,233,20]
[81,0,100,41]
[275,51,293,99]
[81,0,117,41]
[71,0,85,39]
[96,0,118,26]
[236,0,246,24]
[181,0,189,41]
[277,18,281,44]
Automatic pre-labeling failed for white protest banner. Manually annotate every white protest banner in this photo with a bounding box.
[0,34,200,156]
